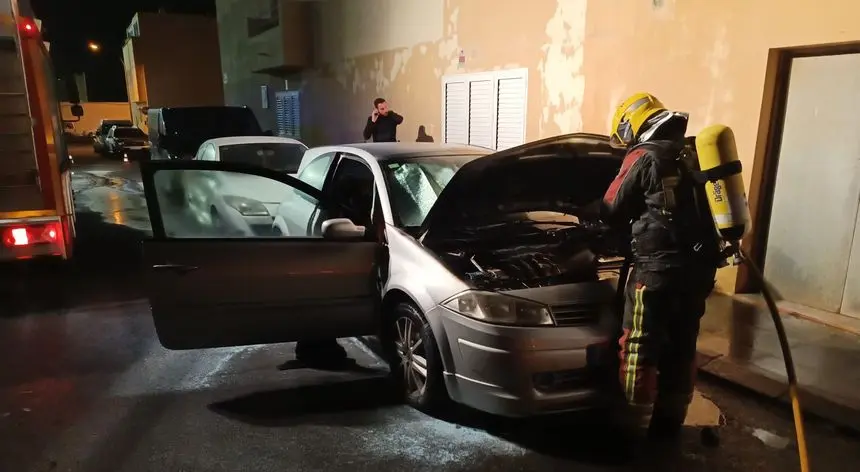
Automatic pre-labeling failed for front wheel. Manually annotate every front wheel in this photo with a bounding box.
[384,302,449,413]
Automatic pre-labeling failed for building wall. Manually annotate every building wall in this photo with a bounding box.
[128,13,224,109]
[213,0,860,293]
[59,102,131,135]
[215,0,294,134]
[295,0,859,293]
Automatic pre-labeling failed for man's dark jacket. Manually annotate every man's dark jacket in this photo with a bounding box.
[363,112,404,142]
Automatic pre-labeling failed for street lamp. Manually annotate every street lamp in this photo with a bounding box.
[87,41,100,52]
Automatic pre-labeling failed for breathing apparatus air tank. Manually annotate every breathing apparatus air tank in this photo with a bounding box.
[694,124,751,250]
[692,125,810,471]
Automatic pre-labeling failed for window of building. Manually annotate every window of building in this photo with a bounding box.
[275,90,301,139]
[126,20,140,38]
[441,68,528,151]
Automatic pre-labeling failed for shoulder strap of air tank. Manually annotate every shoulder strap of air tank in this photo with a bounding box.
[691,160,743,184]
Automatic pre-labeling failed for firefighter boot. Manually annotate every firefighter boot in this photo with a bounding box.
[649,392,692,440]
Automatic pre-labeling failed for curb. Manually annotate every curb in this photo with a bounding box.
[696,346,860,433]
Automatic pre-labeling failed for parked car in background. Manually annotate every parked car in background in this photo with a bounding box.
[193,136,307,174]
[105,125,149,160]
[93,119,133,154]
[138,134,627,418]
[159,137,309,235]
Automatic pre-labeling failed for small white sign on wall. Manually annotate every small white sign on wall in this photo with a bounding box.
[261,85,269,109]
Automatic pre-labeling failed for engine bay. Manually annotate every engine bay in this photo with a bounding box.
[432,222,623,291]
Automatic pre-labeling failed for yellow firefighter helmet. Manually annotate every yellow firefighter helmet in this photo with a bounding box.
[609,92,666,148]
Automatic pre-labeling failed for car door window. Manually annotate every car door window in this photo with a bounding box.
[149,167,323,239]
[198,144,216,161]
[296,152,334,190]
[324,156,376,227]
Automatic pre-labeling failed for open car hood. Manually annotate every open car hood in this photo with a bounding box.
[420,133,625,242]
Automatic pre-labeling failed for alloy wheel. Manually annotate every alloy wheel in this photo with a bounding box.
[395,316,428,397]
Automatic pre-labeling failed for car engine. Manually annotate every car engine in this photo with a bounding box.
[434,224,621,290]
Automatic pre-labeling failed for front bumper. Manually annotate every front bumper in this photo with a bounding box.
[430,304,616,417]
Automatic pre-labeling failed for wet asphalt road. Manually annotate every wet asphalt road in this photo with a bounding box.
[1,146,860,471]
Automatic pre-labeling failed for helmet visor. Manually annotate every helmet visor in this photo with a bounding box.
[610,120,633,148]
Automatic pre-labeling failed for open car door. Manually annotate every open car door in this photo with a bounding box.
[140,160,380,350]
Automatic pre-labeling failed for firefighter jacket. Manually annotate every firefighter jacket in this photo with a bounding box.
[601,138,720,275]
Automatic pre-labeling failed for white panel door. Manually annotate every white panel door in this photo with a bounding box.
[442,69,528,150]
[496,76,526,150]
[841,204,860,318]
[468,80,494,148]
[444,81,468,145]
[763,53,860,315]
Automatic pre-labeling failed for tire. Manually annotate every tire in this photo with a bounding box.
[383,302,449,413]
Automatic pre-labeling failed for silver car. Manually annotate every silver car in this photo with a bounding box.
[140,133,625,417]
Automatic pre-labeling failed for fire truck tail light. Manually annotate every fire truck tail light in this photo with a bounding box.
[2,223,62,247]
[5,228,29,246]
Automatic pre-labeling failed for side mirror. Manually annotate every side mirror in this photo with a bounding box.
[321,218,365,240]
[263,129,274,136]
[70,104,84,117]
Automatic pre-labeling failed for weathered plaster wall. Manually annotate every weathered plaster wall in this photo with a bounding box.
[302,0,585,146]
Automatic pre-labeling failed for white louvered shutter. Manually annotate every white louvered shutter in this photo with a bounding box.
[443,81,468,145]
[467,79,493,148]
[275,90,301,138]
[495,76,526,150]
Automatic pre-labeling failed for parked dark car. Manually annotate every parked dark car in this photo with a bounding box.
[105,125,149,160]
[93,119,133,154]
[146,106,268,161]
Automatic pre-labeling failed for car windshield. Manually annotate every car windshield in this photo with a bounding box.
[382,155,480,227]
[217,142,307,173]
[114,128,146,138]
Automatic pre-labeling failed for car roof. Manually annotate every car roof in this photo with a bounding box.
[320,142,491,162]
[202,136,306,147]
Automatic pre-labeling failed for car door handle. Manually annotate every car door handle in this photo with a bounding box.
[152,263,199,274]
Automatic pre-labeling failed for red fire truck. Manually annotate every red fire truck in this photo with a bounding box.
[1,0,79,262]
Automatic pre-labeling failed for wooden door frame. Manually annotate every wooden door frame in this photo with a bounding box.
[736,41,860,292]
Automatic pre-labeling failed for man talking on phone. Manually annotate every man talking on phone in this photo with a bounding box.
[363,98,403,142]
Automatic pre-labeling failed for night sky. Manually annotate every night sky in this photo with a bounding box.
[30,0,216,102]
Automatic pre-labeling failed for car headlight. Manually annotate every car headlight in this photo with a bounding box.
[442,290,553,326]
[223,195,269,217]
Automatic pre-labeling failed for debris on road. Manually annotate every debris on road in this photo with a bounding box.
[751,428,791,449]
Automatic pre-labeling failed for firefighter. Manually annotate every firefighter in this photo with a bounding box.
[601,93,721,441]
